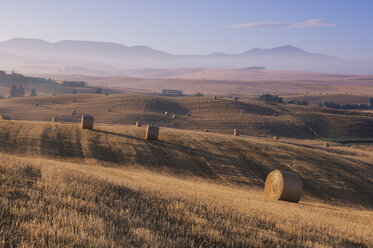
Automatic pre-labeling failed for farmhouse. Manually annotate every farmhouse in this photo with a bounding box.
[162,89,182,96]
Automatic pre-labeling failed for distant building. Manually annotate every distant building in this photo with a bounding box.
[62,81,87,87]
[162,89,182,96]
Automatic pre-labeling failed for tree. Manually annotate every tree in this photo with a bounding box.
[95,87,102,94]
[30,88,37,97]
[370,98,373,109]
[10,85,18,97]
[17,86,25,97]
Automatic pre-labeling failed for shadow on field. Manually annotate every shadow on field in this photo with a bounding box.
[40,126,83,158]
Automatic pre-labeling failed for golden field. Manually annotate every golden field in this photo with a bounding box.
[0,119,372,247]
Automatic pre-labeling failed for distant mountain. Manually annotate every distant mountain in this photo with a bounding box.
[0,38,372,75]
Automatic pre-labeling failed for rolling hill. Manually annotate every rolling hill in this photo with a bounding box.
[0,94,373,139]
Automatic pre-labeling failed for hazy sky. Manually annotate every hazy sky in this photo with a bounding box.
[0,0,372,60]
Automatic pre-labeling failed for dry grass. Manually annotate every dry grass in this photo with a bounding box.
[1,154,372,247]
[0,120,372,247]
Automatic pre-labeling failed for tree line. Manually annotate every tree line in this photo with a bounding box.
[10,85,37,97]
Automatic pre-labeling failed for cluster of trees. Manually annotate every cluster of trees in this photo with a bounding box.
[194,92,204,97]
[258,94,283,103]
[10,85,37,97]
[320,101,371,110]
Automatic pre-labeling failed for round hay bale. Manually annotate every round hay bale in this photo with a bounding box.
[81,115,94,130]
[264,170,303,203]
[212,96,217,100]
[164,112,168,116]
[233,128,239,136]
[145,125,159,141]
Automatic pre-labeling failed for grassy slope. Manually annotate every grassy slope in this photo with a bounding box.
[1,94,373,139]
[0,120,372,208]
[1,156,372,247]
[0,120,372,247]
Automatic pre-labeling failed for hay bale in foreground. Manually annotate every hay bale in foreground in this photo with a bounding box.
[145,125,159,141]
[264,170,303,203]
[81,115,94,130]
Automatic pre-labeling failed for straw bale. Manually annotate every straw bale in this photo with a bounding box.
[233,128,239,136]
[145,125,159,141]
[81,115,94,130]
[264,170,303,203]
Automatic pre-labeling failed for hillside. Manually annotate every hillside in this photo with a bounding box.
[0,120,372,206]
[1,94,373,139]
[0,71,126,97]
[0,120,372,247]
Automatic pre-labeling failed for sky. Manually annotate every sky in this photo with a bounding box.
[0,0,372,60]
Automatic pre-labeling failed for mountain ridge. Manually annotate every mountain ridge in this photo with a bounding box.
[0,38,372,74]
